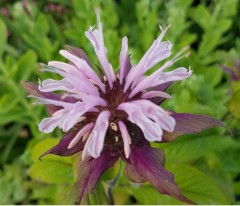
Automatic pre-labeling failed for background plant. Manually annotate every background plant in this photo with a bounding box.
[0,0,239,204]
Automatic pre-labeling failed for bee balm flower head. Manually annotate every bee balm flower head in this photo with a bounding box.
[23,9,223,204]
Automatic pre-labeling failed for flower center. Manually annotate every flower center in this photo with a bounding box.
[98,78,141,122]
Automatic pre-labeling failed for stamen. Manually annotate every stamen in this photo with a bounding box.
[110,122,118,131]
[171,46,190,63]
[114,136,119,142]
[103,75,107,81]
[82,131,90,142]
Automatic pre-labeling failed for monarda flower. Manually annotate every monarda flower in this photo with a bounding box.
[23,10,222,204]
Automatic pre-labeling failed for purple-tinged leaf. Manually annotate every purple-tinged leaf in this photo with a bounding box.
[150,82,173,105]
[75,150,119,203]
[22,81,61,115]
[64,45,91,66]
[121,55,132,80]
[21,81,77,115]
[163,112,225,142]
[123,144,194,204]
[221,66,238,81]
[39,130,84,159]
[151,82,173,92]
[117,55,132,82]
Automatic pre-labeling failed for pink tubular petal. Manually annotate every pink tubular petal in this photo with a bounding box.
[32,96,74,110]
[130,64,192,98]
[150,82,173,105]
[118,100,175,139]
[59,50,105,92]
[39,77,99,96]
[76,94,107,107]
[47,62,100,96]
[142,91,172,99]
[38,98,105,133]
[119,37,129,84]
[85,9,115,88]
[48,61,81,75]
[64,45,92,66]
[124,25,172,92]
[118,102,163,141]
[131,100,176,132]
[82,111,110,159]
[22,81,64,115]
[163,112,225,142]
[39,109,66,133]
[68,123,94,149]
[118,121,131,158]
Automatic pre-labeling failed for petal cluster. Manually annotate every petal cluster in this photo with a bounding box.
[28,10,191,160]
[23,9,223,204]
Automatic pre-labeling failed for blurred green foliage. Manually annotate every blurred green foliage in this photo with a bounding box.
[0,0,240,204]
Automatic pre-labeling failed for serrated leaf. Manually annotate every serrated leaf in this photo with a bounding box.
[167,163,231,204]
[229,88,240,118]
[0,108,27,124]
[191,5,211,30]
[31,138,71,164]
[15,50,37,81]
[0,19,7,58]
[29,160,73,184]
[131,185,184,205]
[157,135,228,163]
[0,93,19,114]
[198,32,220,57]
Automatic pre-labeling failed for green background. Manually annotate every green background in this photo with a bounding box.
[0,0,240,204]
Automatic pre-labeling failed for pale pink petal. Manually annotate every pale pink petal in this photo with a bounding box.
[119,37,129,84]
[59,50,105,92]
[118,121,131,158]
[31,96,74,109]
[76,94,107,107]
[118,102,163,141]
[142,91,172,99]
[124,25,172,92]
[68,123,94,149]
[38,97,106,133]
[130,111,163,142]
[85,9,115,88]
[82,111,110,159]
[129,65,192,98]
[130,100,175,132]
[39,109,66,133]
[39,74,99,96]
[48,61,80,74]
[39,102,87,133]
[64,45,92,66]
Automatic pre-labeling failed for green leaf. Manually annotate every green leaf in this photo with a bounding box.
[31,138,71,164]
[191,5,211,31]
[0,174,12,204]
[198,32,220,57]
[167,163,231,204]
[229,88,240,118]
[0,107,27,124]
[157,134,230,163]
[15,50,37,81]
[0,93,19,114]
[30,184,57,200]
[131,185,184,205]
[0,19,7,59]
[29,160,73,184]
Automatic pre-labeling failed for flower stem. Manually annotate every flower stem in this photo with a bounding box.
[107,162,121,205]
